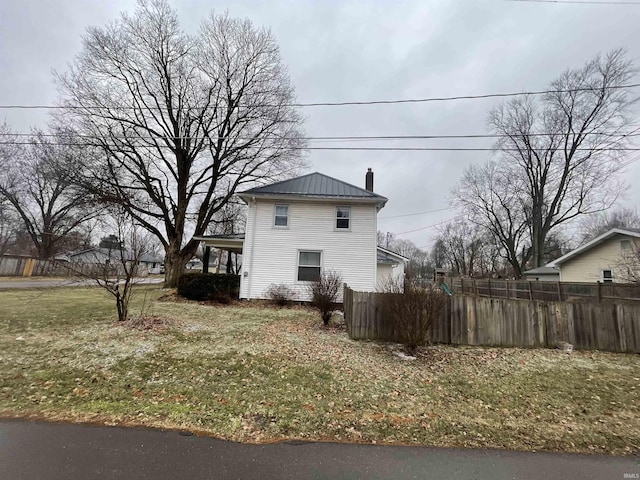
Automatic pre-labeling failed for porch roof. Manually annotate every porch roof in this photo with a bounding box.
[194,234,245,254]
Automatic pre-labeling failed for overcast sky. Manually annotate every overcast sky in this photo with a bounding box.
[1,0,639,249]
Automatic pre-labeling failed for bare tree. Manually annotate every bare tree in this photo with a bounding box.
[434,218,496,277]
[488,49,636,269]
[453,160,531,277]
[617,240,640,283]
[0,126,99,260]
[55,0,305,287]
[0,198,19,258]
[65,209,151,322]
[578,206,640,243]
[377,233,429,278]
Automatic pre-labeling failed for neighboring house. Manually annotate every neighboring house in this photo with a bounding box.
[545,228,640,283]
[196,170,408,301]
[376,246,408,287]
[522,266,560,282]
[69,248,162,275]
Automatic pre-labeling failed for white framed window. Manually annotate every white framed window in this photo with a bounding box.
[336,206,350,230]
[621,239,631,251]
[602,269,613,283]
[298,250,321,282]
[274,204,289,227]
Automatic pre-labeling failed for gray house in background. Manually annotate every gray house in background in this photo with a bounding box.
[69,248,162,275]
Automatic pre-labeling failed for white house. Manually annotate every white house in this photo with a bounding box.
[196,170,407,301]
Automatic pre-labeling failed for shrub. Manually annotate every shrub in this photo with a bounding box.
[308,270,342,325]
[380,277,448,355]
[266,283,296,306]
[177,273,240,302]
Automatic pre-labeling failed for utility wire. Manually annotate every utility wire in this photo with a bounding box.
[506,0,640,5]
[2,131,639,142]
[0,83,638,110]
[3,141,640,152]
[378,207,454,220]
[395,217,463,235]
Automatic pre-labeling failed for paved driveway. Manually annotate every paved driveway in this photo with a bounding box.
[0,420,637,480]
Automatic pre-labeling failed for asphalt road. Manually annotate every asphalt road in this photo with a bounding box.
[0,277,164,289]
[0,420,637,480]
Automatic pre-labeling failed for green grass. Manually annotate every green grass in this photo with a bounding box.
[1,286,639,454]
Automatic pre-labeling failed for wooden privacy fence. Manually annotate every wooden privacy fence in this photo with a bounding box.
[0,257,145,277]
[0,257,61,276]
[343,285,450,345]
[343,285,640,353]
[449,277,640,303]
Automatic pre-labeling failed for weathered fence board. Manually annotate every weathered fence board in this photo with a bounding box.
[343,284,640,353]
[450,278,640,303]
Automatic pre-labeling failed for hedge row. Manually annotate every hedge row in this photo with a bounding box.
[177,273,240,302]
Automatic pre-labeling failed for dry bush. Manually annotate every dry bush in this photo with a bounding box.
[265,283,296,306]
[380,277,449,355]
[308,270,342,325]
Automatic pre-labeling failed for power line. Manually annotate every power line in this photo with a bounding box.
[3,141,640,152]
[378,207,454,220]
[395,217,462,236]
[3,130,639,142]
[507,0,640,5]
[0,83,639,110]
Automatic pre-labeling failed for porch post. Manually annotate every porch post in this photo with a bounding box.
[202,246,210,273]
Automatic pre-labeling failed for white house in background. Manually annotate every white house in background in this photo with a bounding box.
[522,266,560,282]
[196,170,408,301]
[543,228,640,283]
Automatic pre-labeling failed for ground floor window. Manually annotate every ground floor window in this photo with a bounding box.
[298,251,321,281]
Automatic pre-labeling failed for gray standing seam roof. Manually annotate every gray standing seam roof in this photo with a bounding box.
[240,172,387,200]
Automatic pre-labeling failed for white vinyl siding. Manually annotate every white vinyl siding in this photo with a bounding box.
[376,261,405,290]
[240,199,378,301]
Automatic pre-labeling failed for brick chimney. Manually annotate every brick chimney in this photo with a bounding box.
[365,168,374,192]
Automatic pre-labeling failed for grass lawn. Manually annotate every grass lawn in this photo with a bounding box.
[1,286,638,455]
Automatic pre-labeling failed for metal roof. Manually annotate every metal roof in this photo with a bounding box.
[239,172,387,202]
[376,246,409,264]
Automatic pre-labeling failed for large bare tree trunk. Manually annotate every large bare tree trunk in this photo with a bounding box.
[164,248,192,288]
[55,2,305,290]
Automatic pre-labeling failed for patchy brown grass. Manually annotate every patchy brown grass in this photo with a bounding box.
[0,286,638,455]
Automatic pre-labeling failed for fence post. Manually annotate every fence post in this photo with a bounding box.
[597,282,601,303]
[556,282,562,302]
[506,279,509,299]
[528,281,533,301]
[487,280,492,299]
[474,279,478,296]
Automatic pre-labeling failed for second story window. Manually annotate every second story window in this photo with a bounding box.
[602,269,613,283]
[336,206,350,229]
[274,204,288,227]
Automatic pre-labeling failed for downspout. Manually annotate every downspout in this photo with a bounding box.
[374,202,379,290]
[247,196,257,300]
